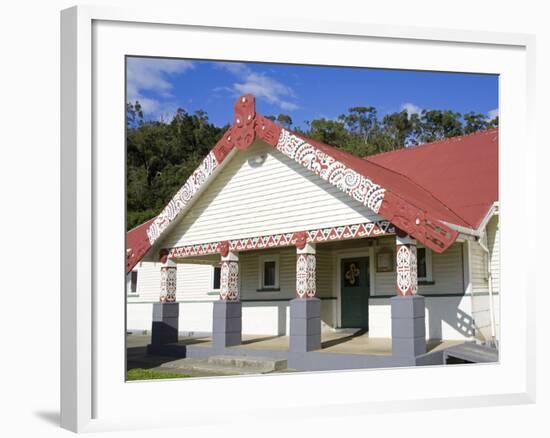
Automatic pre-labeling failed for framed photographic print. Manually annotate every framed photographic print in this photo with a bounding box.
[61,4,536,433]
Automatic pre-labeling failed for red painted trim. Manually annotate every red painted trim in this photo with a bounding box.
[294,231,308,250]
[379,192,458,253]
[166,221,395,258]
[217,240,230,257]
[159,248,169,264]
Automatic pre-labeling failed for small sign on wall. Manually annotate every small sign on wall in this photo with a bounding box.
[376,248,394,272]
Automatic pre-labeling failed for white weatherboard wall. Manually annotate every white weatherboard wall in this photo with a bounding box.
[160,140,383,249]
[368,240,472,340]
[128,240,476,339]
[238,246,336,335]
[372,239,465,297]
[470,216,500,343]
[127,261,218,334]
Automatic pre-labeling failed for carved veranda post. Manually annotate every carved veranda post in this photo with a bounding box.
[212,241,242,348]
[396,233,418,296]
[149,250,179,351]
[289,232,321,352]
[391,230,426,358]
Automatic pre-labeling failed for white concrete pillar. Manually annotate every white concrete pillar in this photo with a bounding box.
[150,256,179,350]
[213,243,241,348]
[392,232,426,357]
[291,239,320,352]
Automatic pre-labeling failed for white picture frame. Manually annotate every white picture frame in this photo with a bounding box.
[60,5,536,433]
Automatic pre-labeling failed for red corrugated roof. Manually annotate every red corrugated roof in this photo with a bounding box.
[126,218,155,273]
[364,128,498,229]
[135,94,498,259]
[293,132,472,228]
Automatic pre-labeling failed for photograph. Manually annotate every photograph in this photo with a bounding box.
[124,57,500,380]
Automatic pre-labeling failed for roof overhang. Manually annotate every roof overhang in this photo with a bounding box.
[443,202,499,238]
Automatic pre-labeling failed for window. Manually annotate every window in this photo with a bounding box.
[258,255,279,290]
[416,247,433,282]
[212,266,221,290]
[127,270,138,294]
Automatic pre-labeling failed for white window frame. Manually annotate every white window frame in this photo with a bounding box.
[416,246,433,282]
[211,264,222,291]
[258,254,280,290]
[127,269,139,295]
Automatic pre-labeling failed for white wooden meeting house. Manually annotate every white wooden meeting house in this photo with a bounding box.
[125,94,499,370]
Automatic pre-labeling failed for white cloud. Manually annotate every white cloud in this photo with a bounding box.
[487,108,499,120]
[217,63,299,111]
[400,102,422,117]
[126,58,194,120]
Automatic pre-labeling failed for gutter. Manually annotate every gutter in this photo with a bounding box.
[443,201,500,238]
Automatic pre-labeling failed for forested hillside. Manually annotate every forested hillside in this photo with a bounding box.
[126,102,498,230]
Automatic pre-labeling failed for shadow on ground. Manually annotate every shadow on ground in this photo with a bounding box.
[34,411,59,426]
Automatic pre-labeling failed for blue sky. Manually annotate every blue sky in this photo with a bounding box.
[126,57,498,129]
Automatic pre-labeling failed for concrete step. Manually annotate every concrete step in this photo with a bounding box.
[158,355,288,376]
[207,355,287,372]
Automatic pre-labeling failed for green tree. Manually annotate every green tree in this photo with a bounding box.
[415,110,463,143]
[339,106,378,142]
[276,114,293,129]
[306,118,350,147]
[380,110,419,149]
[487,115,499,129]
[126,101,144,128]
[463,112,488,134]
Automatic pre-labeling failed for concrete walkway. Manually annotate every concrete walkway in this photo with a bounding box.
[127,332,464,377]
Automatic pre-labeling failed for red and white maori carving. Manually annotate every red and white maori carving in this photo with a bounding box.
[296,253,316,298]
[212,127,235,163]
[233,95,256,150]
[219,260,239,301]
[276,129,386,213]
[379,191,458,253]
[160,266,177,302]
[396,244,417,296]
[255,114,282,146]
[217,240,230,257]
[294,231,308,250]
[147,152,218,244]
[166,221,395,258]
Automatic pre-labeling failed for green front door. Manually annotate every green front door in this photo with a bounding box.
[341,257,370,329]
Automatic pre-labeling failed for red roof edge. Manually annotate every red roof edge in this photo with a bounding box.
[126,218,156,273]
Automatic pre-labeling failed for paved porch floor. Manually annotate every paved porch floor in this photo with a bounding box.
[127,331,463,357]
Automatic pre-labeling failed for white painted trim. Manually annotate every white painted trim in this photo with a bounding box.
[258,254,280,289]
[333,248,372,328]
[297,242,316,254]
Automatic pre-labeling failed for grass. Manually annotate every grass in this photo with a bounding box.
[127,368,191,381]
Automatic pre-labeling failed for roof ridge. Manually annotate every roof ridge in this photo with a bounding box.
[363,127,498,160]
